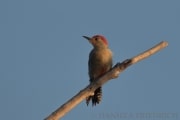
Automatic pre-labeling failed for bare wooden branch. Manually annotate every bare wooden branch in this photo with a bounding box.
[44,41,168,120]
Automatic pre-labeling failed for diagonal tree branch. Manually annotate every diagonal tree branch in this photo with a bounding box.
[44,41,168,120]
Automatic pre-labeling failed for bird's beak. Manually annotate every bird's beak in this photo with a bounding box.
[83,36,91,41]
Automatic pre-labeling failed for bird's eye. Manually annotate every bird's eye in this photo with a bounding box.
[95,37,98,41]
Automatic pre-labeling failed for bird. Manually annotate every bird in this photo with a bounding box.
[83,35,113,106]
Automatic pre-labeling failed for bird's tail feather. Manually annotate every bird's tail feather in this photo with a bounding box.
[86,87,102,106]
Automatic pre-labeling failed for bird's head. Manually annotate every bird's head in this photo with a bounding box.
[83,35,108,48]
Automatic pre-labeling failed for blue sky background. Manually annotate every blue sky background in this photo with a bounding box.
[0,0,179,120]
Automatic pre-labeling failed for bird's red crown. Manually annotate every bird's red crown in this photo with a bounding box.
[92,35,108,45]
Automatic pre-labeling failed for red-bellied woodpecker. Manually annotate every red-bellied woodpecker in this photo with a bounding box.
[83,35,113,106]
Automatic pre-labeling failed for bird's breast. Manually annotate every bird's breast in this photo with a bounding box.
[88,48,113,80]
[89,48,113,67]
[95,48,112,63]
